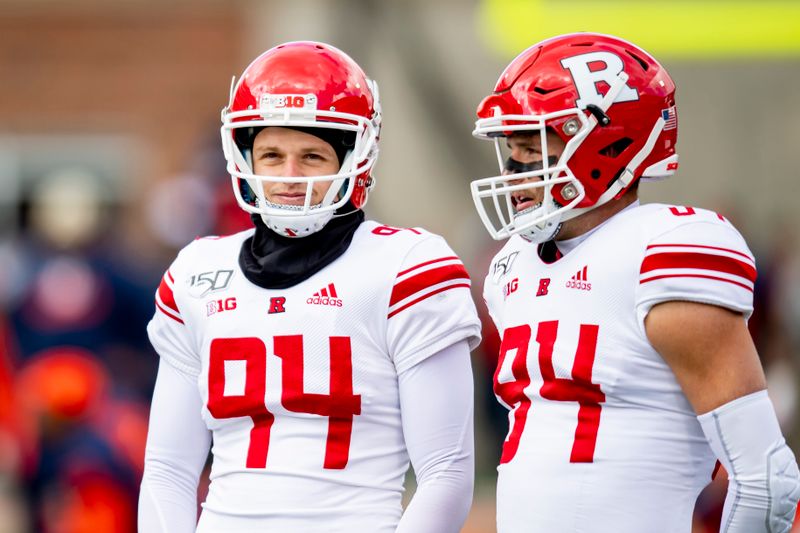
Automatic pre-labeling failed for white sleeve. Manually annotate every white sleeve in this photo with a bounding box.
[395,339,474,533]
[386,236,481,374]
[139,359,212,533]
[148,268,201,377]
[698,390,800,533]
[635,214,757,332]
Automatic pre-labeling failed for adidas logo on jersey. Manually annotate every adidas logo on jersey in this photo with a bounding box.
[565,266,592,291]
[307,283,343,307]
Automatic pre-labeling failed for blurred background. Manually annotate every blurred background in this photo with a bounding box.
[0,0,798,531]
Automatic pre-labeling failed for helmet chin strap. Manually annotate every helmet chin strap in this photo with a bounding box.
[516,211,562,243]
[514,180,573,243]
[259,210,334,238]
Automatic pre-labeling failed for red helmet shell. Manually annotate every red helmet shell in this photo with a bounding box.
[231,41,375,125]
[477,33,677,208]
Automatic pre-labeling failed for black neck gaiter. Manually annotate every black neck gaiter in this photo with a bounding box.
[239,210,365,290]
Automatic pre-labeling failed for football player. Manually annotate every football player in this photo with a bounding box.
[138,41,480,532]
[471,32,800,532]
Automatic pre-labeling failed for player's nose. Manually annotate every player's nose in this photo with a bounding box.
[281,156,305,177]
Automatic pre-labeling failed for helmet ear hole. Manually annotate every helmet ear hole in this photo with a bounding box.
[590,169,602,180]
[625,50,650,71]
[599,137,633,158]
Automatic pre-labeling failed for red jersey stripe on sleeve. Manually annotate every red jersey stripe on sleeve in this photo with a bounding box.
[639,273,754,292]
[156,300,185,324]
[646,243,753,261]
[396,256,460,277]
[388,283,471,319]
[157,271,180,314]
[390,264,470,307]
[639,252,756,282]
[156,270,183,323]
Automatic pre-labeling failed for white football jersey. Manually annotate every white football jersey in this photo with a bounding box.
[485,203,757,533]
[148,221,481,532]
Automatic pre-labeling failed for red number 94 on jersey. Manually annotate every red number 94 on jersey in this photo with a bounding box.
[207,336,361,470]
[494,321,605,464]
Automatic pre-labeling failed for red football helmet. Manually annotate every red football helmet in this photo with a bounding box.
[471,33,678,242]
[220,41,381,237]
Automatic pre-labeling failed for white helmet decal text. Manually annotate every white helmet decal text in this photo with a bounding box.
[560,51,639,109]
[259,93,318,111]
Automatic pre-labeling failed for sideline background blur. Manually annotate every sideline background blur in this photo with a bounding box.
[1,1,798,531]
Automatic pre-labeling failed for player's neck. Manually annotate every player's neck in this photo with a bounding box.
[556,189,639,241]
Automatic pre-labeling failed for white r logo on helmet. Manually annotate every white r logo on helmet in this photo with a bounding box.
[560,51,639,109]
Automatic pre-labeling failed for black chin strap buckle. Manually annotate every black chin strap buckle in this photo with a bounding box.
[586,104,611,127]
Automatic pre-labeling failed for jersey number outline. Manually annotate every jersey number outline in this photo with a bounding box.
[494,321,605,464]
[207,336,362,469]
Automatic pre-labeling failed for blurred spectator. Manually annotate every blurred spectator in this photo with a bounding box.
[8,168,157,400]
[0,165,161,532]
[143,172,216,249]
[14,348,144,533]
[142,130,252,250]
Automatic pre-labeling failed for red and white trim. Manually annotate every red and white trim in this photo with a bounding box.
[639,244,756,292]
[389,256,470,318]
[156,270,184,324]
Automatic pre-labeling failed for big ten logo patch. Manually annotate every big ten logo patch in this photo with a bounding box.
[503,278,519,300]
[259,93,317,111]
[269,296,286,314]
[207,297,237,316]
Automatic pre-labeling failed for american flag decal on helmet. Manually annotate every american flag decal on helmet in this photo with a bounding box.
[661,106,677,130]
